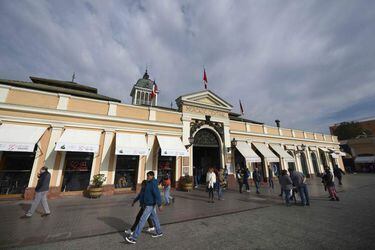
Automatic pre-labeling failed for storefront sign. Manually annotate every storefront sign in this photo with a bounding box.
[116,147,148,156]
[0,143,35,152]
[55,143,99,153]
[161,149,189,157]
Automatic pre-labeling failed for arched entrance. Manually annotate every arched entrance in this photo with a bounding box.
[310,152,320,176]
[193,129,221,185]
[300,152,309,176]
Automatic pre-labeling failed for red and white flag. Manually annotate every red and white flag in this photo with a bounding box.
[239,99,244,116]
[150,80,158,99]
[203,68,208,89]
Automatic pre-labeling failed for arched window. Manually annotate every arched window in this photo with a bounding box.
[311,152,320,175]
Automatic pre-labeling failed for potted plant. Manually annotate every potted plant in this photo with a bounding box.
[88,174,106,198]
[179,175,193,192]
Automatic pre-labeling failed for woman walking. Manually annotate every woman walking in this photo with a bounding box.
[322,167,340,201]
[206,168,216,203]
[162,174,174,205]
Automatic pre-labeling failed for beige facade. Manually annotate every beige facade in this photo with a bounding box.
[0,82,344,199]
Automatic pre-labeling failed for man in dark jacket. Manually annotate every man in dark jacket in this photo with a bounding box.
[253,167,261,194]
[289,167,310,206]
[25,166,51,217]
[126,171,163,244]
[333,165,345,185]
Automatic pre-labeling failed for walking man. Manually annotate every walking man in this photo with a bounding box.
[268,165,275,191]
[322,167,340,201]
[125,171,163,244]
[25,166,51,217]
[243,168,251,192]
[289,167,310,206]
[333,164,345,185]
[253,167,261,194]
[279,170,293,206]
[236,167,243,193]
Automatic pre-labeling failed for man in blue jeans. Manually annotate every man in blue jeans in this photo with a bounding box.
[289,167,310,206]
[126,171,163,244]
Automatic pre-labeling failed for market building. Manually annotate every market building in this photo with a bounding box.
[0,73,345,199]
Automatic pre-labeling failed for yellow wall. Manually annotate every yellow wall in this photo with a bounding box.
[230,121,246,131]
[267,127,279,135]
[155,111,181,124]
[281,129,293,137]
[294,131,304,138]
[250,124,263,133]
[306,132,315,140]
[68,98,109,115]
[117,105,149,120]
[6,89,59,109]
[316,134,324,141]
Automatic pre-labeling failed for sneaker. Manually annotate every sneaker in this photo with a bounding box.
[41,213,51,217]
[124,229,132,235]
[125,236,136,244]
[151,233,163,238]
[146,227,155,232]
[330,198,335,201]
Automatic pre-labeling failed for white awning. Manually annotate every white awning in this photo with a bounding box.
[337,151,346,157]
[55,129,101,153]
[0,124,47,152]
[269,144,295,162]
[157,135,188,157]
[252,143,279,162]
[330,153,339,159]
[355,156,375,164]
[285,145,296,150]
[116,133,148,155]
[236,141,261,163]
[319,147,330,152]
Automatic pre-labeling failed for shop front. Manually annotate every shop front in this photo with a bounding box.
[114,132,148,191]
[0,124,46,197]
[233,141,261,175]
[55,128,102,193]
[252,142,280,181]
[156,135,188,187]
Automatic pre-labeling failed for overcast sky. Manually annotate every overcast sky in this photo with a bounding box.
[1,0,374,133]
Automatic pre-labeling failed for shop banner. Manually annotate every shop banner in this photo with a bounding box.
[55,143,99,153]
[0,143,35,152]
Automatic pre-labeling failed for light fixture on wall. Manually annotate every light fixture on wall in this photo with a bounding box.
[185,136,195,149]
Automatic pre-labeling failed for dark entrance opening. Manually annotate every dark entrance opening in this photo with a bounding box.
[61,152,93,192]
[300,152,309,177]
[157,151,176,187]
[115,155,139,190]
[0,152,35,195]
[311,152,320,176]
[193,129,221,185]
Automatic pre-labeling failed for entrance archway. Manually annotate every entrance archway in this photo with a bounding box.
[192,129,221,185]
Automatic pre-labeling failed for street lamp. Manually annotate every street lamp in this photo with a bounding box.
[185,136,195,149]
[231,138,237,148]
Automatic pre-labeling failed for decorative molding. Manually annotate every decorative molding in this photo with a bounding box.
[0,86,10,102]
[190,119,224,142]
[108,102,117,116]
[183,105,227,118]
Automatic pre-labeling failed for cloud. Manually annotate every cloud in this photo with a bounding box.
[0,0,374,133]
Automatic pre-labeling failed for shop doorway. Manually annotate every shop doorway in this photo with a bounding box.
[193,129,221,185]
[61,152,93,192]
[115,155,139,190]
[0,152,35,195]
[158,152,176,186]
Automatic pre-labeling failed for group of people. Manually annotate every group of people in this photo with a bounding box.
[206,167,226,202]
[236,166,262,194]
[279,168,310,206]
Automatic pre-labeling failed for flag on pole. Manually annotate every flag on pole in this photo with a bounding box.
[150,80,158,99]
[203,68,208,89]
[239,99,244,116]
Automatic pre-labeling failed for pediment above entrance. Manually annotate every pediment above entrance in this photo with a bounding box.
[176,90,233,113]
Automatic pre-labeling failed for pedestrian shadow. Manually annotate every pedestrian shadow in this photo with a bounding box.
[97,216,130,238]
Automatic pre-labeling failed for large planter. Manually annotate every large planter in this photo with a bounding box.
[180,182,193,192]
[88,187,103,198]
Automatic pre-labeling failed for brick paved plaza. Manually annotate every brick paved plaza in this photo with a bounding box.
[1,174,374,249]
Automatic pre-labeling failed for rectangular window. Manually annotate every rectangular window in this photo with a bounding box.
[115,155,139,190]
[61,152,93,192]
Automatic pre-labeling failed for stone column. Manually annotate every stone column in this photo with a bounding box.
[99,130,115,195]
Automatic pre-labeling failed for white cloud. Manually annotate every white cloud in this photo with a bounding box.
[0,0,374,133]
